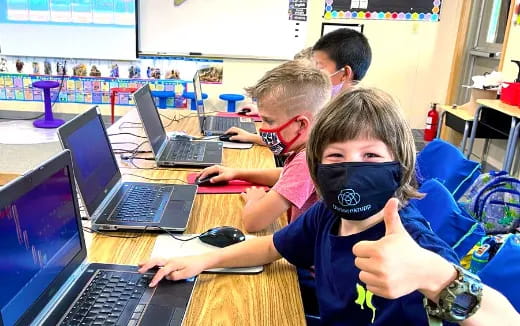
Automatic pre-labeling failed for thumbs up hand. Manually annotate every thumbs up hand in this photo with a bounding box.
[352,198,432,299]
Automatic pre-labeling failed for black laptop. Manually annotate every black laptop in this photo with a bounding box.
[57,106,196,232]
[193,71,257,136]
[0,150,195,326]
[133,84,223,167]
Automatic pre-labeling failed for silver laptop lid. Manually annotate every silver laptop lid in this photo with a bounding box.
[57,107,122,218]
[0,151,87,326]
[193,71,206,133]
[133,84,168,156]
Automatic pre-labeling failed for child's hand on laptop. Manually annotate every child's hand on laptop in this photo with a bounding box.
[224,127,264,145]
[198,165,237,184]
[138,255,210,287]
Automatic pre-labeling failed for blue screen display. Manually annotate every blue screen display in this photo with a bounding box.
[1,0,135,27]
[0,167,82,326]
[66,114,119,213]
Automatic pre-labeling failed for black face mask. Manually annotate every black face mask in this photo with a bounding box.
[316,162,402,220]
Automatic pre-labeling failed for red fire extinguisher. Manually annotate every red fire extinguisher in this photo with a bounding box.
[424,103,439,141]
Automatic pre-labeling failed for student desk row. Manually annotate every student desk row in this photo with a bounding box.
[465,99,520,173]
[90,109,306,325]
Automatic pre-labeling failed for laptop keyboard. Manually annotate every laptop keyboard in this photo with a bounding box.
[212,116,240,131]
[107,185,172,222]
[164,141,207,162]
[60,270,152,326]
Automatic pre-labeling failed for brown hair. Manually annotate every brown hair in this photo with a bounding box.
[306,87,422,204]
[245,60,331,117]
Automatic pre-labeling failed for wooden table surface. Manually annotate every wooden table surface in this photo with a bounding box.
[89,109,305,325]
[0,172,19,186]
[476,99,520,118]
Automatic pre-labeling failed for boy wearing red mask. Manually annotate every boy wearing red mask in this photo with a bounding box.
[197,60,331,232]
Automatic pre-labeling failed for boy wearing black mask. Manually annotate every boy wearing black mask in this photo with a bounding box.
[139,88,519,326]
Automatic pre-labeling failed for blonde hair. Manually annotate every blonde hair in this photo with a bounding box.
[307,87,422,204]
[245,60,331,117]
[293,47,313,61]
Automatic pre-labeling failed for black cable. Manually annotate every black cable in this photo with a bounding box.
[119,121,142,130]
[157,226,200,241]
[82,225,150,238]
[122,173,188,184]
[108,132,147,139]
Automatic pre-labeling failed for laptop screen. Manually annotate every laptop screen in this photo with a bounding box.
[193,71,206,133]
[0,167,82,326]
[65,111,120,215]
[133,85,167,155]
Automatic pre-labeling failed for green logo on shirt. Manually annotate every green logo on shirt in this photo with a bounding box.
[355,283,377,323]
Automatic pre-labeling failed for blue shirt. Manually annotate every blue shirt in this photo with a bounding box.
[273,201,459,326]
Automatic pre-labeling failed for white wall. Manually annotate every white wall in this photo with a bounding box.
[205,0,463,127]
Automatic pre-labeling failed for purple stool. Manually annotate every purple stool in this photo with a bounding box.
[32,80,64,128]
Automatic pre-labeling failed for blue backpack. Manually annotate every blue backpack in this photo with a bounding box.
[411,179,485,258]
[459,171,520,234]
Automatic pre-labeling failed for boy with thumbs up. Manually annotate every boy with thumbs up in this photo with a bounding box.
[139,88,519,325]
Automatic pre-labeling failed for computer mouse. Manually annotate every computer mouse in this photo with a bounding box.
[194,172,228,186]
[218,132,241,142]
[199,226,246,247]
[237,108,251,115]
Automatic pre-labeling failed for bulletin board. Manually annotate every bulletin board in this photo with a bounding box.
[0,73,188,108]
[137,0,308,60]
[324,0,442,22]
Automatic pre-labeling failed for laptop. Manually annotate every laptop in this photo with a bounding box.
[133,84,223,167]
[193,71,257,136]
[0,150,195,326]
[57,106,196,232]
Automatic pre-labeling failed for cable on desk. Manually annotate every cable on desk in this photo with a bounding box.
[108,132,147,139]
[122,173,188,184]
[157,226,200,242]
[118,121,142,130]
[82,225,150,238]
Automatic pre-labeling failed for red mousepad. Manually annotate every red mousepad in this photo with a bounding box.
[216,112,262,122]
[187,173,269,194]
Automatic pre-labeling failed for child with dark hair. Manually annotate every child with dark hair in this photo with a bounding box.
[313,28,372,97]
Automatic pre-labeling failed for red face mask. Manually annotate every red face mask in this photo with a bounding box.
[259,116,302,155]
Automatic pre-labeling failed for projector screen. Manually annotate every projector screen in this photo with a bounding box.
[0,1,136,60]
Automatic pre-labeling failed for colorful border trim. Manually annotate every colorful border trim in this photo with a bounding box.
[0,73,188,109]
[324,0,441,22]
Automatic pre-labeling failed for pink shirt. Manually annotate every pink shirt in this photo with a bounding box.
[272,151,317,223]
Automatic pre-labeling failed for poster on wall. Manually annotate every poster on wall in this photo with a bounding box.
[324,0,442,22]
[289,0,307,21]
[0,73,188,108]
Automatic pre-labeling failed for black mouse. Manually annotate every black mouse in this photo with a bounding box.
[199,226,245,247]
[218,132,241,142]
[237,108,251,115]
[194,172,227,186]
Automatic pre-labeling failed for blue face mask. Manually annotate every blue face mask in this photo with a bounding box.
[316,162,402,220]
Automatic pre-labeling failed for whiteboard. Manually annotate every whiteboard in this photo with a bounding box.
[0,1,136,60]
[137,0,308,60]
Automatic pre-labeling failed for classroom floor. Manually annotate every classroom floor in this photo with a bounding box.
[0,101,128,173]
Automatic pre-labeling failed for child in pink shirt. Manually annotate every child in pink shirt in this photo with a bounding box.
[197,60,331,232]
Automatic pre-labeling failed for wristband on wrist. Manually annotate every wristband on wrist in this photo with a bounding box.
[424,264,483,323]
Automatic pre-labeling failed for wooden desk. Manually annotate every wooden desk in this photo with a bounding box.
[0,172,19,186]
[89,109,305,325]
[466,100,520,172]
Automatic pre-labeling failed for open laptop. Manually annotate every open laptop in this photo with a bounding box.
[0,150,195,326]
[193,71,257,136]
[57,106,196,232]
[133,84,223,167]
